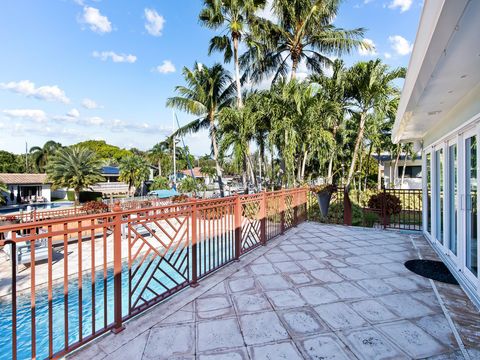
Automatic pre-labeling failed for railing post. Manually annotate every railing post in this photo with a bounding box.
[190,199,199,287]
[260,191,267,245]
[382,187,387,229]
[112,201,125,334]
[6,240,17,359]
[280,189,286,234]
[293,190,298,227]
[234,194,242,260]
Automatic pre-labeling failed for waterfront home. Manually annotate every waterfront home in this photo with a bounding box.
[0,173,51,204]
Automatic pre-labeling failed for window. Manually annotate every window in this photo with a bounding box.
[397,165,422,178]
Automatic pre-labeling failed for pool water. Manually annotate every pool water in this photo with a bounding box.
[0,202,74,215]
[0,239,232,360]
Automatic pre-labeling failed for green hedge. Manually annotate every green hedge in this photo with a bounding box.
[66,190,103,203]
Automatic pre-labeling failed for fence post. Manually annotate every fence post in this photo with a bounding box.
[234,194,242,260]
[112,201,125,334]
[261,191,267,245]
[382,187,387,229]
[280,189,286,234]
[293,190,298,226]
[190,199,199,287]
[343,187,352,226]
[6,240,17,359]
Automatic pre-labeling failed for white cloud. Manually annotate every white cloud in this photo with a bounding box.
[67,108,80,118]
[154,60,176,74]
[389,35,413,55]
[92,51,137,63]
[81,6,112,33]
[144,8,165,36]
[0,80,70,103]
[384,52,392,59]
[85,116,105,125]
[2,109,47,123]
[388,0,412,12]
[81,98,100,109]
[358,38,377,56]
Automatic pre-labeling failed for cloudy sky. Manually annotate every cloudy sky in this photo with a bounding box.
[0,0,422,156]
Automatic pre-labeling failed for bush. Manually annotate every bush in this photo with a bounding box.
[150,176,170,190]
[368,192,402,216]
[67,191,76,201]
[79,191,103,203]
[363,211,379,227]
[325,202,364,226]
[171,194,189,203]
[81,201,109,214]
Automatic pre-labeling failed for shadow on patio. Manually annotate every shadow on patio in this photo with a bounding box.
[69,222,480,360]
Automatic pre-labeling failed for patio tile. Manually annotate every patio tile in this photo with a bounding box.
[377,320,448,358]
[248,341,303,360]
[265,252,291,263]
[314,302,367,330]
[311,250,329,259]
[298,259,325,271]
[357,278,396,296]
[415,314,458,348]
[349,299,398,323]
[197,318,244,352]
[162,302,195,325]
[143,324,194,360]
[335,267,371,281]
[201,282,227,296]
[299,333,354,360]
[289,251,312,261]
[279,308,328,337]
[378,293,437,318]
[310,269,343,283]
[265,289,306,309]
[196,295,235,319]
[383,276,423,291]
[287,272,313,285]
[360,264,396,277]
[232,292,272,314]
[228,277,256,293]
[327,282,369,300]
[324,258,348,267]
[249,263,277,275]
[342,328,408,360]
[273,261,302,273]
[344,256,372,266]
[197,348,249,360]
[297,243,319,251]
[298,285,340,305]
[239,311,289,345]
[257,274,291,290]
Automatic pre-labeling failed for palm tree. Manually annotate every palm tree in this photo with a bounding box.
[344,60,405,188]
[199,0,266,107]
[30,140,62,172]
[242,0,370,83]
[46,146,104,204]
[0,181,8,205]
[148,141,170,177]
[119,155,150,196]
[166,63,236,197]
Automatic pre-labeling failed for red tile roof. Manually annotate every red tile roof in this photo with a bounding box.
[0,173,50,185]
[179,167,206,178]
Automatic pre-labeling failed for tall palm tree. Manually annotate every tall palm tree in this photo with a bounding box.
[199,0,266,107]
[166,63,236,197]
[119,155,150,196]
[0,181,8,205]
[30,140,62,172]
[242,0,370,84]
[344,60,405,188]
[148,141,169,177]
[46,146,104,204]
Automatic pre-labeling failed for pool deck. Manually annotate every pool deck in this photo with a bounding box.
[68,222,480,360]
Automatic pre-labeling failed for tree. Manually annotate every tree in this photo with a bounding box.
[166,63,235,197]
[148,141,170,177]
[0,181,7,205]
[150,176,170,190]
[242,0,369,84]
[119,155,150,196]
[345,60,405,188]
[29,140,62,172]
[75,140,132,163]
[178,176,205,195]
[46,146,104,204]
[199,0,266,107]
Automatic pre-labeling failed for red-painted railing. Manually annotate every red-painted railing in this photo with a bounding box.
[0,188,307,360]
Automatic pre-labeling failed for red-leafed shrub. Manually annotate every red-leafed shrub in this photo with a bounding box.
[368,193,402,216]
[81,201,109,214]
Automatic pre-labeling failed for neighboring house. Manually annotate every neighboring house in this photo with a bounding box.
[376,154,422,189]
[393,0,480,306]
[0,173,52,204]
[177,167,212,185]
[90,166,129,195]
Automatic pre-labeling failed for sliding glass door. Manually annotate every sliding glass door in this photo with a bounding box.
[447,142,458,256]
[434,148,444,243]
[464,133,478,279]
[426,152,432,235]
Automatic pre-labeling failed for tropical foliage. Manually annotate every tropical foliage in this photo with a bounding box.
[29,140,62,172]
[119,155,150,196]
[46,146,104,204]
[150,176,170,190]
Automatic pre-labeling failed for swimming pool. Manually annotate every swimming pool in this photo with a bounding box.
[0,240,232,360]
[0,202,74,215]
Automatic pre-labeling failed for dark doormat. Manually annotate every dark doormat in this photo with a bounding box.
[404,259,459,285]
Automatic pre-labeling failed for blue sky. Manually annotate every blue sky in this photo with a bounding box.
[0,0,422,156]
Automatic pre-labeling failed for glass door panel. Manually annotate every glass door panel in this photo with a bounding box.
[448,144,458,255]
[435,149,444,243]
[426,153,431,235]
[465,135,478,277]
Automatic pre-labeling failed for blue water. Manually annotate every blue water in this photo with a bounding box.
[0,202,74,215]
[0,238,235,360]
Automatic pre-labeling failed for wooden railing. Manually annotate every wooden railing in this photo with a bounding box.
[0,187,307,360]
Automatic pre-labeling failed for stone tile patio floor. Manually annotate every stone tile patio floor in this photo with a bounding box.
[69,222,480,360]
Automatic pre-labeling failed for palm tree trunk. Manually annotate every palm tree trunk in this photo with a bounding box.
[377,147,382,190]
[233,35,243,108]
[364,143,373,190]
[74,189,81,205]
[358,142,364,192]
[158,159,162,177]
[346,112,367,188]
[242,156,248,193]
[401,153,408,188]
[291,55,299,81]
[300,149,308,182]
[210,124,224,197]
[393,144,401,188]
